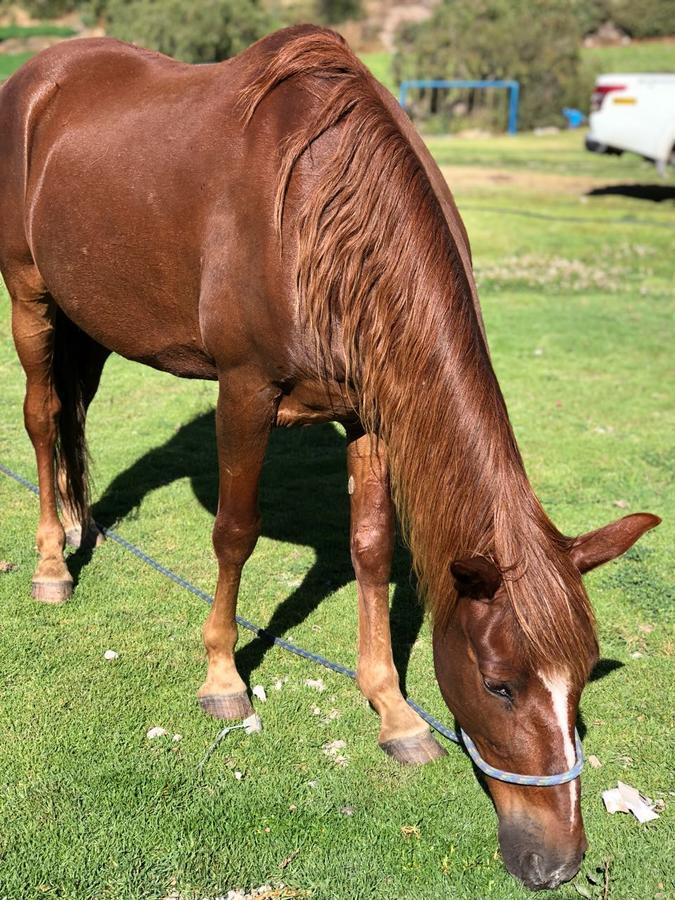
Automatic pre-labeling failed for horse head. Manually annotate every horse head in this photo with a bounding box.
[432,513,659,890]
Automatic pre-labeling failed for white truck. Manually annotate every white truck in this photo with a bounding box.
[585,73,675,173]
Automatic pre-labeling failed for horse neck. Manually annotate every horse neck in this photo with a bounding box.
[367,277,544,611]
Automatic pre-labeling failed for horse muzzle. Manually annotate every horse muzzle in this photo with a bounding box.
[498,816,586,891]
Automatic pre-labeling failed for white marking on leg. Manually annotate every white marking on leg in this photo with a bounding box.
[540,671,577,826]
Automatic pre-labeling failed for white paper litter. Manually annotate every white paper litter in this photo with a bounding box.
[243,713,262,734]
[304,678,326,692]
[172,733,182,742]
[602,781,660,823]
[234,770,244,781]
[146,726,168,739]
[103,649,119,660]
[252,685,267,702]
[273,677,288,691]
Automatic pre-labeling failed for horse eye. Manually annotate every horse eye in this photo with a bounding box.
[483,678,513,701]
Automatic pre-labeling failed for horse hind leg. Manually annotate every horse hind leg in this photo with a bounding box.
[53,311,109,549]
[347,430,446,765]
[9,271,71,601]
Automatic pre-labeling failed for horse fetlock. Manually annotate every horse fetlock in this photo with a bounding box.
[65,521,105,549]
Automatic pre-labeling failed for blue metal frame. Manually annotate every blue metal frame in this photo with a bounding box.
[399,78,520,135]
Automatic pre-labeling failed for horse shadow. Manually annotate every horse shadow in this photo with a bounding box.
[70,409,624,728]
[75,412,424,692]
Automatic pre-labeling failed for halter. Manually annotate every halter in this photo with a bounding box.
[405,701,584,786]
[458,727,584,786]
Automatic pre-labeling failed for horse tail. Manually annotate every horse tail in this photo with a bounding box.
[53,309,91,525]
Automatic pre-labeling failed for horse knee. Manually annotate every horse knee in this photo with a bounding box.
[351,523,391,585]
[212,513,261,567]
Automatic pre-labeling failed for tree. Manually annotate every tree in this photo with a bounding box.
[315,0,362,25]
[90,0,273,64]
[18,0,76,16]
[571,0,675,38]
[394,0,584,130]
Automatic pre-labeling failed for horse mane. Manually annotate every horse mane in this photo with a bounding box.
[240,27,596,680]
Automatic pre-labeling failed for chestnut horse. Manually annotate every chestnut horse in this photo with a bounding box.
[0,26,659,890]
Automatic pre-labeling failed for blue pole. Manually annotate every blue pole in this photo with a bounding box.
[399,81,409,109]
[507,81,519,135]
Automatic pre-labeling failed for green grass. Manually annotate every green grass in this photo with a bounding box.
[582,38,675,74]
[0,24,76,41]
[360,50,396,94]
[425,128,675,177]
[0,51,32,81]
[0,133,673,899]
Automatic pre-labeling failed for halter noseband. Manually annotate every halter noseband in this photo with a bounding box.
[459,727,584,786]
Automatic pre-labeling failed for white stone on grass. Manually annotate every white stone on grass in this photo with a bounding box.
[146,726,168,739]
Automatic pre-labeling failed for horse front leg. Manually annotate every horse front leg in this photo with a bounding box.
[197,372,276,720]
[347,429,446,765]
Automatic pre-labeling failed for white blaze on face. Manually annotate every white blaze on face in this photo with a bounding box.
[539,671,578,826]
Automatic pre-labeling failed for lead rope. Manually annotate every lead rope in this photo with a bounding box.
[0,461,583,786]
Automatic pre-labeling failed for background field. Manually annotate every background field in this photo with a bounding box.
[0,130,673,899]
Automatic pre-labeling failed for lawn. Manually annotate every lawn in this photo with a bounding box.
[0,24,76,40]
[583,38,675,75]
[0,130,673,899]
[0,51,32,81]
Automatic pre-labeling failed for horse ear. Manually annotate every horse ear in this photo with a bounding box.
[451,557,501,601]
[570,513,661,574]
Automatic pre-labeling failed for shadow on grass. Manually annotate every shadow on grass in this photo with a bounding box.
[76,411,424,692]
[586,183,675,203]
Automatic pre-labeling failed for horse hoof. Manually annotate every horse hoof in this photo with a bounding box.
[31,579,73,604]
[198,691,254,720]
[379,730,447,765]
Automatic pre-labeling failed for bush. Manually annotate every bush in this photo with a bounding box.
[315,0,362,25]
[86,0,273,63]
[16,0,76,16]
[394,0,584,131]
[573,0,675,38]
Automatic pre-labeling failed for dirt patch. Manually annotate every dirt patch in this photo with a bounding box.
[440,165,605,196]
